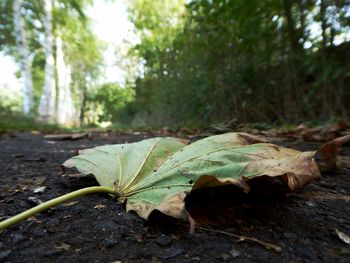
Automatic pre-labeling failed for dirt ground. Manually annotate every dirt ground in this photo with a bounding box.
[0,131,349,262]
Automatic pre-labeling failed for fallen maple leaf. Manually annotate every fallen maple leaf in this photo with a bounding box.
[63,133,348,222]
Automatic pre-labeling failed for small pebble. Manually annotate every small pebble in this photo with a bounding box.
[305,201,316,207]
[155,235,173,247]
[27,196,43,206]
[32,228,46,237]
[229,248,241,258]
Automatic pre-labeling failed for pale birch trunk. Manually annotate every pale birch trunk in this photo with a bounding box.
[56,35,77,126]
[12,0,34,114]
[38,0,56,123]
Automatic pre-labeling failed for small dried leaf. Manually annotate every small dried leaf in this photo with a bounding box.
[55,243,71,250]
[94,204,106,209]
[335,229,350,245]
[44,132,90,141]
[33,186,47,194]
[315,135,350,171]
[63,201,78,207]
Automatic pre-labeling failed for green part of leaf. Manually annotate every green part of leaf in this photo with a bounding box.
[63,137,188,195]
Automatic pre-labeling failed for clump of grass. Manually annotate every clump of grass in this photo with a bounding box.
[0,111,60,133]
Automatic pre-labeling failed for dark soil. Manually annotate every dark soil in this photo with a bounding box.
[0,131,349,263]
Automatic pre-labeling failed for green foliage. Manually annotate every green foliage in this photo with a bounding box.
[0,87,22,113]
[127,0,350,127]
[3,0,350,128]
[0,0,16,53]
[80,83,135,126]
[0,111,59,132]
[94,83,134,123]
[128,0,185,57]
[31,52,45,110]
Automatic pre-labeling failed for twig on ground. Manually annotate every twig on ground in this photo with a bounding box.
[197,226,282,253]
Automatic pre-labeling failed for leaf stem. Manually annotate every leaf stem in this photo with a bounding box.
[0,186,116,230]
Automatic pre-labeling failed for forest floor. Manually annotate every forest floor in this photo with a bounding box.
[0,128,349,263]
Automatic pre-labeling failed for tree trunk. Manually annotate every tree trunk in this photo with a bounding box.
[38,0,56,123]
[79,87,87,127]
[319,0,333,117]
[12,0,34,114]
[320,0,328,50]
[298,0,306,48]
[56,35,77,127]
[282,0,301,121]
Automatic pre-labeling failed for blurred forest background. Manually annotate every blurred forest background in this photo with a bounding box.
[1,0,350,130]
